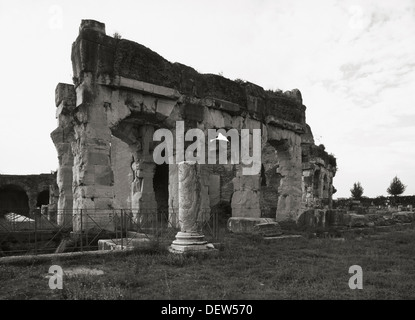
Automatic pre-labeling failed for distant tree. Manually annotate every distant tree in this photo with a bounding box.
[350,182,364,200]
[387,176,406,204]
[113,32,122,39]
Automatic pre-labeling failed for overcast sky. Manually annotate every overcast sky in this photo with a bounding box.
[0,0,414,198]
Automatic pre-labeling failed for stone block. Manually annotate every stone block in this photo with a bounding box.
[87,152,110,166]
[184,103,204,122]
[213,98,240,115]
[344,213,368,227]
[326,209,346,226]
[80,19,106,34]
[252,222,283,237]
[107,90,131,124]
[204,108,225,128]
[84,125,112,141]
[243,117,262,131]
[231,207,261,218]
[227,217,278,234]
[57,168,73,186]
[116,77,180,99]
[231,189,260,210]
[94,165,114,185]
[55,83,76,107]
[232,175,260,191]
[392,211,414,223]
[297,209,317,228]
[156,99,175,118]
[73,166,95,185]
[98,237,152,251]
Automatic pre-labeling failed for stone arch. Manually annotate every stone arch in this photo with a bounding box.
[0,184,30,216]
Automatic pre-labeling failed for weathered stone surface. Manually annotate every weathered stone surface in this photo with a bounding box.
[365,213,389,226]
[326,209,346,226]
[177,161,202,232]
[344,213,369,227]
[227,217,280,234]
[392,211,414,223]
[297,209,327,228]
[55,83,76,108]
[0,174,57,218]
[253,222,283,237]
[50,20,338,233]
[111,136,133,209]
[98,234,151,251]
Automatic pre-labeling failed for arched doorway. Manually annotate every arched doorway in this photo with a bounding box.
[36,189,50,208]
[0,184,30,216]
[153,163,169,223]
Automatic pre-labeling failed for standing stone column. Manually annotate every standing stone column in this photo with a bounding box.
[51,83,75,227]
[169,161,213,253]
[274,137,303,222]
[55,142,74,225]
[70,20,117,232]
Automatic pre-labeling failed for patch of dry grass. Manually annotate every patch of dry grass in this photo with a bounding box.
[1,229,415,300]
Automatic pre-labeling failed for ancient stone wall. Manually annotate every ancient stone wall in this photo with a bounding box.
[301,131,337,211]
[0,174,57,216]
[51,20,336,231]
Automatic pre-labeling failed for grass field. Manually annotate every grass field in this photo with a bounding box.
[0,227,414,300]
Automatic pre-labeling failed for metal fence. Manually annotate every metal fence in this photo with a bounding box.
[0,208,223,257]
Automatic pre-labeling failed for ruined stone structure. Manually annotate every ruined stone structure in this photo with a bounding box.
[0,173,57,216]
[51,20,336,231]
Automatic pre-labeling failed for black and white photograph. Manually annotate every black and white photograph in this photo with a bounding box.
[0,0,414,307]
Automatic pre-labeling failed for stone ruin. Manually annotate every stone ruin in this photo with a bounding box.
[50,20,337,234]
[0,173,57,217]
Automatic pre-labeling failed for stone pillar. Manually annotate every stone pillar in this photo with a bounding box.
[51,83,76,226]
[169,161,213,253]
[69,21,117,232]
[70,75,115,232]
[266,127,303,222]
[275,140,303,221]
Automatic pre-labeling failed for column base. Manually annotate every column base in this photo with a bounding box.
[169,231,216,254]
